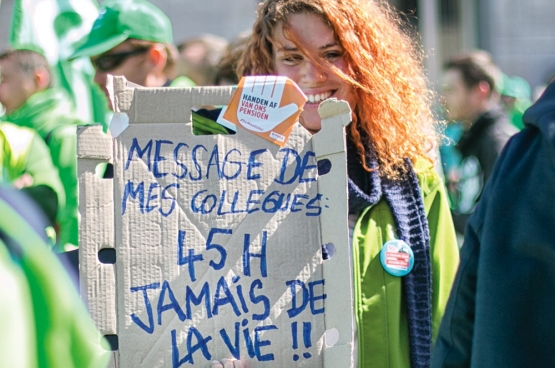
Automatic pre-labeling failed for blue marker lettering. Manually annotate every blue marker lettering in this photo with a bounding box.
[246,190,263,213]
[303,322,312,348]
[191,190,217,214]
[126,138,152,171]
[153,140,172,178]
[219,322,241,360]
[261,191,284,213]
[171,327,212,367]
[243,231,267,277]
[122,180,145,215]
[275,148,301,185]
[206,228,230,270]
[145,182,160,213]
[160,183,179,217]
[286,280,309,318]
[299,151,317,183]
[242,324,256,359]
[157,280,186,325]
[230,190,247,214]
[212,276,241,317]
[249,279,270,321]
[172,142,189,179]
[235,282,250,314]
[309,279,327,315]
[185,283,212,319]
[254,325,278,361]
[207,145,222,179]
[189,144,207,181]
[279,193,292,212]
[247,149,267,180]
[305,194,322,217]
[291,194,309,213]
[130,282,160,334]
[217,190,232,216]
[177,230,204,282]
[222,148,242,180]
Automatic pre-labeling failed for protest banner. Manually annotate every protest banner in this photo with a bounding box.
[78,76,354,367]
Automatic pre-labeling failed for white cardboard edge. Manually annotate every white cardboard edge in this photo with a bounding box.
[314,99,354,368]
[77,125,117,352]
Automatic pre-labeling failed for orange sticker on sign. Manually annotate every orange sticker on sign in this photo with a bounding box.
[219,76,307,146]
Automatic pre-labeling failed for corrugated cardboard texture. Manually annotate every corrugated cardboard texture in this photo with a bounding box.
[78,76,354,368]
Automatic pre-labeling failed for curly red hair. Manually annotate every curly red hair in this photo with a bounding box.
[237,0,438,179]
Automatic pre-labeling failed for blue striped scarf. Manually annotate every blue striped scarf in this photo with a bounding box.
[347,137,433,368]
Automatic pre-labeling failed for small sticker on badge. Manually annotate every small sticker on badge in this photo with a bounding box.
[380,239,414,277]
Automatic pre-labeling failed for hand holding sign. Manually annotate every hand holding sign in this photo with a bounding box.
[237,76,299,133]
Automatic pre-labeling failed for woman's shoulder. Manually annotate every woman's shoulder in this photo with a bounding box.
[413,157,443,198]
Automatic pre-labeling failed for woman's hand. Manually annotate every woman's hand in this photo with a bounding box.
[211,358,243,368]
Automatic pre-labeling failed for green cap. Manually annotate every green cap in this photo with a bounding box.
[501,74,532,100]
[70,0,173,59]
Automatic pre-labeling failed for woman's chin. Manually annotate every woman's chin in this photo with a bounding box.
[298,116,321,134]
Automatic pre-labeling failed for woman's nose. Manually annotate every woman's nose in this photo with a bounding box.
[93,70,107,88]
[302,61,327,84]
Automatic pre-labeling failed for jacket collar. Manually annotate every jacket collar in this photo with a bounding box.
[4,88,73,135]
[523,80,555,149]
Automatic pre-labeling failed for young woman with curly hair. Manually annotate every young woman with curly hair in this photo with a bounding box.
[222,1,460,367]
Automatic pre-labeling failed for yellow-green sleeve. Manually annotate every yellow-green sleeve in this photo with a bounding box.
[48,124,79,248]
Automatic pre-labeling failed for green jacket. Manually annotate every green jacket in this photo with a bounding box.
[0,122,64,224]
[0,186,110,368]
[353,159,459,367]
[4,88,83,249]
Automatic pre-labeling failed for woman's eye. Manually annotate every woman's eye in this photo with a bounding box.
[323,51,342,61]
[282,54,303,64]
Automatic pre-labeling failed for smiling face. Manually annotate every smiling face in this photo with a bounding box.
[272,12,355,133]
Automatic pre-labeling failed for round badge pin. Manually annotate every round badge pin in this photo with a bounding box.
[380,239,414,277]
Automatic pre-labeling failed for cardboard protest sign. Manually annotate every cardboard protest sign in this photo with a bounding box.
[78,76,354,368]
[219,76,306,146]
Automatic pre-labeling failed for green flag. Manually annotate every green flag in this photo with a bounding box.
[10,0,110,129]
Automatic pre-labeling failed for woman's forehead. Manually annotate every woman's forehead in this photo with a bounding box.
[272,13,337,50]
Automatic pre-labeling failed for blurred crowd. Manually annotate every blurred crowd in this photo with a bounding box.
[1,0,554,367]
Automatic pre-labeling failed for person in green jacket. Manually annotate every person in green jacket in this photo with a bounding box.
[0,49,83,251]
[229,0,460,367]
[1,121,64,228]
[70,0,228,135]
[0,185,110,368]
[500,74,532,130]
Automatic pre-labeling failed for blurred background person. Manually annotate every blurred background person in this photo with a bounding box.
[71,0,232,137]
[440,50,517,242]
[70,0,190,99]
[176,33,228,86]
[500,73,532,130]
[0,48,84,251]
[214,31,251,86]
